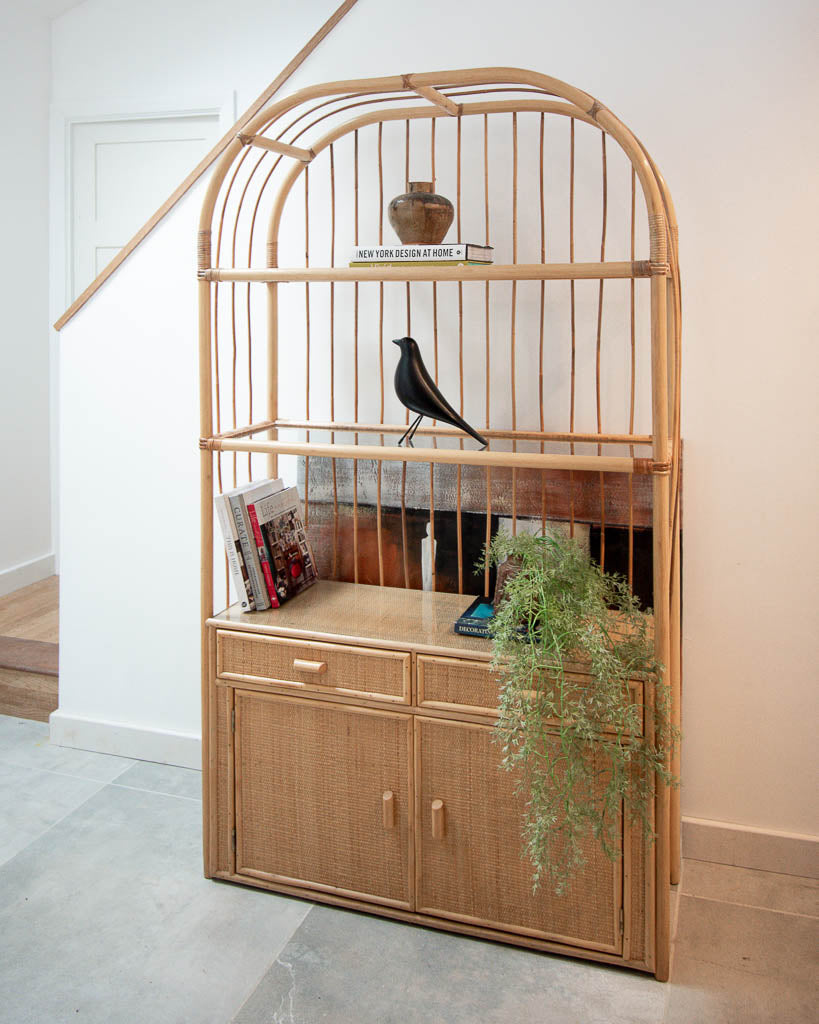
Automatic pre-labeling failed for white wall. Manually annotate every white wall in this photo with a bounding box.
[0,7,56,594]
[54,0,819,840]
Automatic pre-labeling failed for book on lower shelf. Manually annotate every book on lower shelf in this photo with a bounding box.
[350,243,493,266]
[221,479,285,611]
[214,493,256,612]
[215,479,317,612]
[453,596,496,637]
[251,486,318,603]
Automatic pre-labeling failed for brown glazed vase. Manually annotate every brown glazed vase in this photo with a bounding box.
[387,181,454,245]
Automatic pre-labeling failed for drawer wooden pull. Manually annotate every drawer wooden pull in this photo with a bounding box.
[431,798,445,840]
[382,790,395,829]
[293,658,328,675]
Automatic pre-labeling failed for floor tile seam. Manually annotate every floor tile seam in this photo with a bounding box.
[683,855,819,882]
[680,891,819,920]
[228,902,316,1024]
[0,755,136,785]
[107,780,202,803]
[0,777,107,867]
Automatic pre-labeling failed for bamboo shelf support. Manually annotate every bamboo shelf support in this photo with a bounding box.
[236,133,315,163]
[200,436,665,475]
[200,261,653,284]
[410,84,461,116]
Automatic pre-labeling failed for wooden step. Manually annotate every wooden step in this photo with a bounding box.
[0,636,58,676]
[0,636,59,723]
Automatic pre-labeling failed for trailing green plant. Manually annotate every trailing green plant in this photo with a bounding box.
[478,529,677,895]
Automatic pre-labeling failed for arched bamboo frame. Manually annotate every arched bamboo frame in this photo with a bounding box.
[197,68,682,980]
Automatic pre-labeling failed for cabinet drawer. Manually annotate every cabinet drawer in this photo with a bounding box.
[418,654,643,733]
[217,630,410,703]
[417,655,500,716]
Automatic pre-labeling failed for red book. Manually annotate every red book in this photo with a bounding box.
[245,502,280,608]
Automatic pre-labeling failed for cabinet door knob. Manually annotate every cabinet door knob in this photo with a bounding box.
[382,790,395,829]
[293,658,328,675]
[431,798,445,840]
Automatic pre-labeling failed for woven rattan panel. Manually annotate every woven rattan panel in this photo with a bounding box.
[214,687,232,874]
[417,656,502,714]
[416,717,621,952]
[217,630,409,702]
[235,691,412,907]
[418,656,643,735]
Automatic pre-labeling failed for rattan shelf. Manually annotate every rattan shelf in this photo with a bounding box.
[199,260,655,283]
[200,435,665,475]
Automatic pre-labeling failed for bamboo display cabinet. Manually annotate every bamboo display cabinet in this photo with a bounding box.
[198,68,682,980]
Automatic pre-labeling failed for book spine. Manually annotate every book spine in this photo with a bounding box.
[229,496,270,610]
[453,623,490,637]
[214,495,255,611]
[351,244,467,261]
[246,501,280,608]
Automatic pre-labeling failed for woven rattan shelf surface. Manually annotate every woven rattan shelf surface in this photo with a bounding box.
[210,580,493,659]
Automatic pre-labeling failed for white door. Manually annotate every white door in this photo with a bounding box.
[70,113,220,300]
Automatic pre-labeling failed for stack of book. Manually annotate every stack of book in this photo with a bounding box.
[214,479,317,612]
[349,243,493,267]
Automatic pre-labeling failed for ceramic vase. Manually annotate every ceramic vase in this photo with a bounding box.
[387,181,454,245]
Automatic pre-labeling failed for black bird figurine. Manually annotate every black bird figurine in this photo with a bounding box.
[392,336,488,449]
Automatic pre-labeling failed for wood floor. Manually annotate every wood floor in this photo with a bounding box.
[0,576,59,722]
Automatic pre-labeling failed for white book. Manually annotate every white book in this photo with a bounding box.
[222,478,284,611]
[214,493,255,612]
[350,243,493,263]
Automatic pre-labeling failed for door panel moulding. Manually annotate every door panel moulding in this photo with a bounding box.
[53,0,360,331]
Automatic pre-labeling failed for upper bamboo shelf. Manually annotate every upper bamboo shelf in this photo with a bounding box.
[200,261,656,284]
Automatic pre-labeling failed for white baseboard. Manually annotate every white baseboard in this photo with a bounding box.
[49,710,201,769]
[0,553,56,598]
[682,816,819,879]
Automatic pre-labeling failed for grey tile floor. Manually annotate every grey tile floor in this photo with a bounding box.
[1,713,816,1023]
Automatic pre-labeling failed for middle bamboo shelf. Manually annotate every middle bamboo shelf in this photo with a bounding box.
[200,435,666,475]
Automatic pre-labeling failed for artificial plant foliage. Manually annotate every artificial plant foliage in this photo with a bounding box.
[480,529,677,894]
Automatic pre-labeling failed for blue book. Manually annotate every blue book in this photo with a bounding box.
[453,596,496,637]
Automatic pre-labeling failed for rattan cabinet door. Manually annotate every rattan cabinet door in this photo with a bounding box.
[235,690,413,909]
[415,717,622,953]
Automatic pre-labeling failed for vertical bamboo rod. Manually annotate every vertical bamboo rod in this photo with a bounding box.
[429,117,437,591]
[539,112,547,534]
[456,115,464,593]
[198,272,214,873]
[401,118,411,589]
[510,112,518,536]
[484,113,492,594]
[230,280,238,486]
[596,132,608,570]
[628,167,636,586]
[377,125,385,587]
[353,130,360,583]
[304,166,311,526]
[651,269,671,981]
[568,118,576,537]
[267,281,279,481]
[329,143,339,578]
[670,502,682,885]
